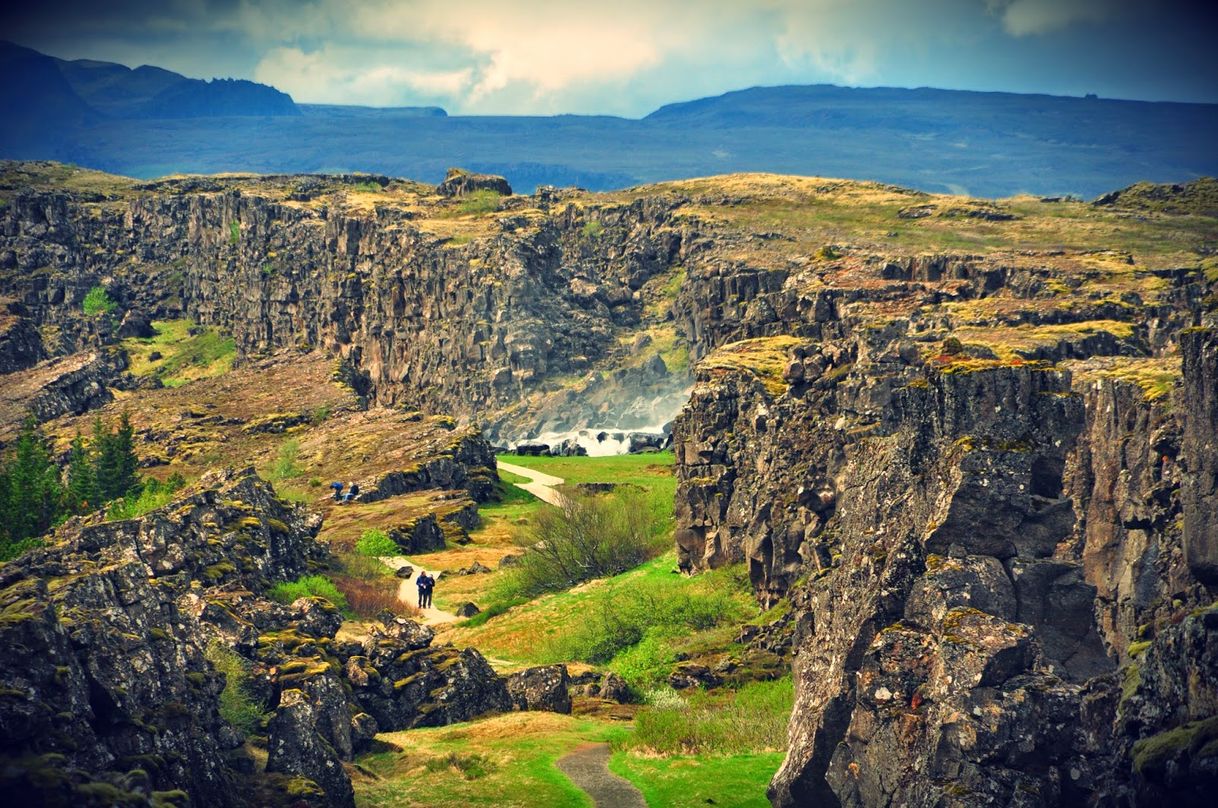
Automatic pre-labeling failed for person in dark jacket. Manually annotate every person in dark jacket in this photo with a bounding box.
[416,572,431,608]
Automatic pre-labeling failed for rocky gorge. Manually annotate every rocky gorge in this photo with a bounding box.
[1,163,1217,805]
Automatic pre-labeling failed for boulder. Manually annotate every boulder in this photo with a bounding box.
[116,308,156,338]
[266,688,355,808]
[455,602,481,617]
[436,168,512,198]
[506,664,572,714]
[394,565,415,579]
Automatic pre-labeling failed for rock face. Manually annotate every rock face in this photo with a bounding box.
[672,259,1217,802]
[1181,327,1218,583]
[436,168,512,198]
[0,469,512,807]
[506,664,572,713]
[0,172,690,438]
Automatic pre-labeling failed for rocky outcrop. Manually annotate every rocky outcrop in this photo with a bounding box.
[1181,327,1218,584]
[0,348,130,442]
[673,300,1216,802]
[506,665,572,714]
[0,468,513,807]
[0,174,689,436]
[436,168,512,198]
[0,311,44,372]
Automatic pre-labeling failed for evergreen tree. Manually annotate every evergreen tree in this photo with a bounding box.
[2,417,62,543]
[94,414,140,501]
[64,432,99,514]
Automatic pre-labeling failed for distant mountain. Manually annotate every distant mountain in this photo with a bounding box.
[0,41,299,127]
[2,43,1217,198]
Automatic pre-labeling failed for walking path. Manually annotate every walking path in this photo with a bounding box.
[497,460,567,506]
[557,743,647,808]
[382,555,458,625]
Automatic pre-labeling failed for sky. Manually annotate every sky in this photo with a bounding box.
[3,0,1216,115]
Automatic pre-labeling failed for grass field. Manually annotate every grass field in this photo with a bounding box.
[120,318,236,387]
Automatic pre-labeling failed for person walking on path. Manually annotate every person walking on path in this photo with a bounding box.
[416,571,432,609]
[421,572,435,609]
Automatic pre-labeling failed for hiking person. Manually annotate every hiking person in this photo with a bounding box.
[422,572,435,609]
[342,482,360,504]
[330,481,344,501]
[416,572,431,608]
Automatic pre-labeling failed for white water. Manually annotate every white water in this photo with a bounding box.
[527,425,669,457]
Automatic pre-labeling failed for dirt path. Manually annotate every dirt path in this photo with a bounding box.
[497,460,567,507]
[557,743,647,808]
[381,556,458,625]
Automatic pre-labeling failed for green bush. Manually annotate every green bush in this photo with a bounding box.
[108,473,186,520]
[355,528,399,557]
[82,285,117,317]
[505,489,669,598]
[267,575,352,616]
[205,642,267,737]
[625,677,794,756]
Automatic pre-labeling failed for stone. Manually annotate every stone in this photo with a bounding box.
[394,565,415,579]
[506,664,572,713]
[436,168,512,198]
[266,688,355,808]
[455,602,481,617]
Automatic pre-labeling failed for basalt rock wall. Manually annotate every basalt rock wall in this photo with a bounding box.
[674,288,1217,804]
[0,183,691,430]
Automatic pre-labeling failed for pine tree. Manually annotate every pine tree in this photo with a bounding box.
[64,432,99,514]
[94,414,140,501]
[3,417,62,543]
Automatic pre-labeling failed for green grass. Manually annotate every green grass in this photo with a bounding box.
[457,190,502,215]
[82,285,116,317]
[610,752,783,808]
[205,641,267,737]
[106,476,186,520]
[357,713,628,808]
[267,575,352,616]
[624,678,792,755]
[497,452,676,522]
[120,319,236,387]
[449,553,756,675]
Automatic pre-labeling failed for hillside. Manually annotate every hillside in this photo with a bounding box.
[0,163,1215,806]
[2,44,1217,195]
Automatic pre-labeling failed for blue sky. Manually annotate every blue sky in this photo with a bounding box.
[4,0,1216,114]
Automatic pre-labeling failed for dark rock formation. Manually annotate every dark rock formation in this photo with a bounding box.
[672,272,1217,802]
[1181,327,1218,583]
[0,312,44,372]
[506,664,572,713]
[455,601,481,617]
[436,168,512,198]
[0,468,512,807]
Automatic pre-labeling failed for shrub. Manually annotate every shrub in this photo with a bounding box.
[82,286,117,317]
[108,473,186,520]
[333,575,417,619]
[355,528,399,557]
[506,490,667,598]
[424,752,492,780]
[205,642,267,737]
[267,575,352,616]
[581,220,605,238]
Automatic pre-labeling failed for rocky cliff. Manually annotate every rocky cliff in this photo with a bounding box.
[672,236,1217,802]
[0,468,511,807]
[0,163,698,442]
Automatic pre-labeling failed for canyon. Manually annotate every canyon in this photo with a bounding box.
[1,161,1216,805]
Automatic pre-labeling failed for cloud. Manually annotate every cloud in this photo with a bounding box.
[988,0,1122,36]
[254,45,474,106]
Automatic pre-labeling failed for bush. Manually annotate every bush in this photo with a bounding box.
[267,575,352,616]
[107,473,186,520]
[506,490,667,598]
[82,285,117,317]
[334,575,416,618]
[625,677,794,756]
[355,528,399,557]
[205,642,267,737]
